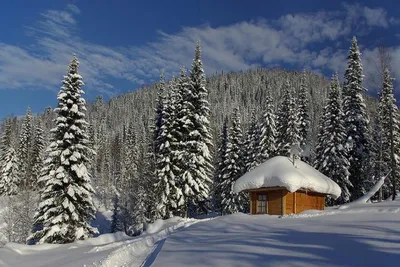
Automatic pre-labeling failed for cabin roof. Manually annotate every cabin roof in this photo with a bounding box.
[233,156,342,199]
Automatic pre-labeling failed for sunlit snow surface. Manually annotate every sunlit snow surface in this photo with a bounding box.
[1,198,400,266]
[233,156,342,198]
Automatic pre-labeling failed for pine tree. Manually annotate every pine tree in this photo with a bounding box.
[243,111,261,172]
[0,118,20,196]
[30,122,45,190]
[278,81,300,159]
[314,74,352,205]
[155,80,183,219]
[181,41,213,215]
[17,107,33,190]
[259,94,277,162]
[277,80,300,158]
[378,68,400,200]
[28,56,98,244]
[221,107,247,214]
[213,117,229,214]
[343,36,371,200]
[110,195,123,233]
[0,147,20,196]
[298,71,311,162]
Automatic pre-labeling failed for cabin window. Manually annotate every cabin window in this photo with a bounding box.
[257,194,267,213]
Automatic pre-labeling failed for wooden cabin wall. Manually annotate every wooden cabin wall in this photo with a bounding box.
[249,189,325,215]
[267,190,283,215]
[294,191,325,214]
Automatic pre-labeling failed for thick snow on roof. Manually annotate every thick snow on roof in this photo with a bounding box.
[233,156,341,198]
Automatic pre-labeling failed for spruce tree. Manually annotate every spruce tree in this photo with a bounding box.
[178,42,213,216]
[155,80,183,219]
[277,80,300,158]
[278,80,300,156]
[0,147,20,196]
[298,71,311,162]
[30,122,45,190]
[17,107,33,190]
[213,117,229,214]
[343,36,371,200]
[0,118,20,196]
[243,111,261,172]
[221,107,247,214]
[28,56,98,244]
[314,74,352,205]
[378,68,400,199]
[110,195,123,233]
[259,94,277,162]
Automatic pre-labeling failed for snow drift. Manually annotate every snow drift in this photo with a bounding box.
[233,156,341,198]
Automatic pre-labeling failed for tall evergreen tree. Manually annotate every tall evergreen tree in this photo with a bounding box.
[17,107,33,190]
[28,56,98,244]
[259,94,277,162]
[221,108,247,214]
[298,71,311,162]
[0,147,20,196]
[277,80,300,158]
[343,36,371,200]
[378,68,400,199]
[155,80,183,219]
[213,117,229,214]
[30,121,45,190]
[178,42,213,216]
[0,118,20,196]
[314,74,352,205]
[243,111,261,172]
[110,195,123,233]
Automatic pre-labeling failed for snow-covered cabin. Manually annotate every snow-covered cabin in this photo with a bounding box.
[233,156,341,215]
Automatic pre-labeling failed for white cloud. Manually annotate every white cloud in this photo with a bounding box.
[0,3,398,95]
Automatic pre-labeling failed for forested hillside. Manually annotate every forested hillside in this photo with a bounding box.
[0,40,385,243]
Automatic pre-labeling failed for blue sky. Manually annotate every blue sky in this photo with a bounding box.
[0,0,399,119]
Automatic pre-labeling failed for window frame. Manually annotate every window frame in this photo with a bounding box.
[256,193,267,214]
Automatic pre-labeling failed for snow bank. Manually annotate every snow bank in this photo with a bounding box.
[0,216,204,267]
[233,156,341,198]
[146,217,183,234]
[339,175,387,209]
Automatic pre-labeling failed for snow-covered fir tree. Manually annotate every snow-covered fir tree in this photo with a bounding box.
[28,55,98,244]
[221,107,248,214]
[343,36,371,200]
[178,41,213,215]
[378,68,400,199]
[0,147,20,196]
[259,94,277,162]
[30,121,45,190]
[277,80,300,158]
[298,71,311,162]
[110,195,123,233]
[314,74,352,205]
[243,111,261,172]
[213,117,229,214]
[17,107,33,190]
[155,79,183,219]
[0,118,20,196]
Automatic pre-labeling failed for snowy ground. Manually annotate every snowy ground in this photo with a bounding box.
[150,201,400,267]
[0,217,201,267]
[0,199,399,266]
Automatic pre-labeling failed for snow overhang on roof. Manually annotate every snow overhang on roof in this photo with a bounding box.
[233,156,342,199]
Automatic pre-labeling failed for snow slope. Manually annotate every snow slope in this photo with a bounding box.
[233,156,341,198]
[1,196,399,266]
[0,217,201,267]
[150,200,400,267]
